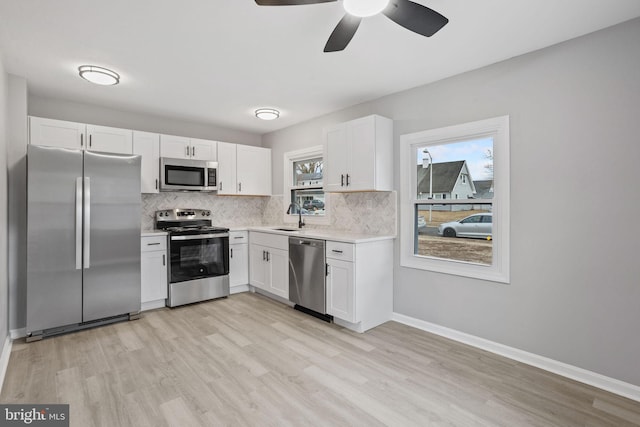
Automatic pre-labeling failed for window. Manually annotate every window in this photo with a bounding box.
[284,146,328,224]
[400,116,510,283]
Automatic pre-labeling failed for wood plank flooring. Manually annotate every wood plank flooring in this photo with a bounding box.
[2,292,640,426]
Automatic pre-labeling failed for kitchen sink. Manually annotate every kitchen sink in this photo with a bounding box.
[273,228,298,232]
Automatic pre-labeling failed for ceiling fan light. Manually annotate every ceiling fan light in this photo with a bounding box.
[78,65,120,85]
[255,108,280,120]
[343,0,389,17]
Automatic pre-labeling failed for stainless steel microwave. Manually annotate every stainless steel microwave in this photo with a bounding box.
[160,157,218,192]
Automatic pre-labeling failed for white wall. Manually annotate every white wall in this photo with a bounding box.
[28,95,263,146]
[0,56,10,349]
[263,18,640,387]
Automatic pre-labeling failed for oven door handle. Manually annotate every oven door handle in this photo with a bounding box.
[170,233,229,240]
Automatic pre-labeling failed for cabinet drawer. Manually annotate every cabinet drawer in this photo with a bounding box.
[141,235,167,252]
[229,230,249,244]
[326,241,354,262]
[250,232,288,251]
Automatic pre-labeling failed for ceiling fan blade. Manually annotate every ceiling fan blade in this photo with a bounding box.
[324,14,362,52]
[383,0,448,37]
[255,0,336,5]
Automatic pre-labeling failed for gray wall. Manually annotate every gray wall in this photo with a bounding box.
[0,56,9,348]
[28,95,263,146]
[263,18,640,387]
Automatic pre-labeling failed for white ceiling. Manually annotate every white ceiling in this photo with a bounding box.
[1,0,639,135]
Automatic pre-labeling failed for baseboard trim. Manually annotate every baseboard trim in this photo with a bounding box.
[10,328,25,340]
[391,312,640,402]
[0,335,13,393]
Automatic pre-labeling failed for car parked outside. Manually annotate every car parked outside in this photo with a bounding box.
[437,213,492,239]
[303,199,325,210]
[417,215,427,234]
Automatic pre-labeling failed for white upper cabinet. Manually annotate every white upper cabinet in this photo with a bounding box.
[29,117,86,150]
[86,124,133,154]
[159,134,217,161]
[217,142,271,196]
[133,131,160,193]
[237,145,271,196]
[29,117,133,154]
[190,138,217,161]
[323,115,393,192]
[217,141,237,195]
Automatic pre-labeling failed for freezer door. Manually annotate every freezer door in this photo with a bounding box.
[83,151,142,322]
[27,145,84,333]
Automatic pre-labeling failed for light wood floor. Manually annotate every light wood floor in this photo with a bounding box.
[3,292,640,427]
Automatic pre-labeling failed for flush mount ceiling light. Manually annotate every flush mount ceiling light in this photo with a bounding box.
[255,108,280,121]
[78,65,120,85]
[343,0,389,17]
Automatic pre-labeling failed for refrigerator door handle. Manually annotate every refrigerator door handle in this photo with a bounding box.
[75,177,83,270]
[83,177,91,269]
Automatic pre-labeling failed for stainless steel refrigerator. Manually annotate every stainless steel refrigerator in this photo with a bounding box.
[27,145,142,341]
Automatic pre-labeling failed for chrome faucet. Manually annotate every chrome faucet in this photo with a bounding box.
[286,202,305,229]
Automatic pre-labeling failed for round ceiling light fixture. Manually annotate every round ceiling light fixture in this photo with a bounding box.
[78,65,120,86]
[343,0,389,17]
[255,108,280,121]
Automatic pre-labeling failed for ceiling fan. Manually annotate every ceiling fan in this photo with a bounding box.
[254,0,449,52]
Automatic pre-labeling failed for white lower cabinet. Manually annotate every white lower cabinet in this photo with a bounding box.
[249,232,289,300]
[229,231,249,294]
[326,239,393,333]
[141,235,168,311]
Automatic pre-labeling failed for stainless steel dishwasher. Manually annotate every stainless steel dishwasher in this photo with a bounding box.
[289,236,331,321]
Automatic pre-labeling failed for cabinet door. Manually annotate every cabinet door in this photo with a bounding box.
[346,116,376,191]
[133,131,160,193]
[160,134,191,159]
[190,138,217,161]
[268,248,289,300]
[323,123,349,192]
[326,258,356,322]
[217,141,238,195]
[29,116,85,150]
[249,243,267,290]
[86,125,133,154]
[237,145,271,195]
[230,243,249,287]
[141,250,168,303]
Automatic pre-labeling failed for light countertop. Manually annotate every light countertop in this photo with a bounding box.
[141,230,168,237]
[247,226,395,244]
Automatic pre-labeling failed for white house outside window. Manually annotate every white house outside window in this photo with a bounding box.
[400,116,510,283]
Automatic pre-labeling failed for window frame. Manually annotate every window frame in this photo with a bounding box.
[399,116,510,283]
[283,146,330,226]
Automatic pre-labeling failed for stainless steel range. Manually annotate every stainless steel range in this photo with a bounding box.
[156,208,229,307]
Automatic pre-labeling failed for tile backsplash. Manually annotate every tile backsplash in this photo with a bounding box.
[143,191,397,236]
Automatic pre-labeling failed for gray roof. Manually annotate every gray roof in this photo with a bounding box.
[417,160,465,194]
[473,180,494,198]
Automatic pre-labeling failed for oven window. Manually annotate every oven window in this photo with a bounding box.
[170,237,229,283]
[166,166,205,187]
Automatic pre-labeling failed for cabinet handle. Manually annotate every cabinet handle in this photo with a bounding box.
[238,182,242,192]
[89,134,92,148]
[263,250,266,261]
[155,179,158,190]
[186,146,189,157]
[331,249,343,254]
[80,134,84,147]
[266,251,270,262]
[192,147,195,157]
[230,248,233,258]
[146,242,161,246]
[341,174,344,187]
[162,254,166,266]
[346,174,350,186]
[219,181,223,191]
[326,263,329,276]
